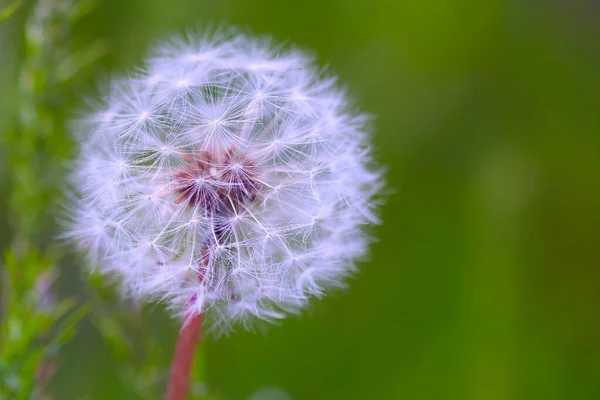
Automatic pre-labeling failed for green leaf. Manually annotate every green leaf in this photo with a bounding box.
[0,0,22,22]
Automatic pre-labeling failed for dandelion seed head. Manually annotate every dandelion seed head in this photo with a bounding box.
[66,28,383,334]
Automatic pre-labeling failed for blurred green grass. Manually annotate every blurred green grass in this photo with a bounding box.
[1,0,600,399]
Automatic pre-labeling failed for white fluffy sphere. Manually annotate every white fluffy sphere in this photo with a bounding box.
[67,29,383,333]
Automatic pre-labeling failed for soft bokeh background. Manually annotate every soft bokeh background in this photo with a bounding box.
[1,0,599,399]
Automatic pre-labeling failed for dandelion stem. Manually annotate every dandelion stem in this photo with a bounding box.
[166,312,203,400]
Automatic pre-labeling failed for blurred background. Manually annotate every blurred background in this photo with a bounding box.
[1,0,599,399]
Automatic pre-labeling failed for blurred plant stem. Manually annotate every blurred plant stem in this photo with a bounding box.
[0,0,100,398]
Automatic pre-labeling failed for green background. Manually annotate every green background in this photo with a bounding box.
[1,0,600,399]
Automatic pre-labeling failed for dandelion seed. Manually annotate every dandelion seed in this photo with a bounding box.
[66,28,383,334]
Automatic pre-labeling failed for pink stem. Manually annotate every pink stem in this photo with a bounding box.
[165,313,203,400]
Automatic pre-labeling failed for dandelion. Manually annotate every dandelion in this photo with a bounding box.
[66,28,383,399]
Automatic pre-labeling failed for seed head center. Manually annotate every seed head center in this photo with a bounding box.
[172,148,261,211]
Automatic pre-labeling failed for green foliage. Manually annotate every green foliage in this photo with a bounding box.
[8,0,105,247]
[0,251,87,399]
[0,0,99,398]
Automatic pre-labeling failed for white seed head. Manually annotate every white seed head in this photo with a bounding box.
[66,29,383,333]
